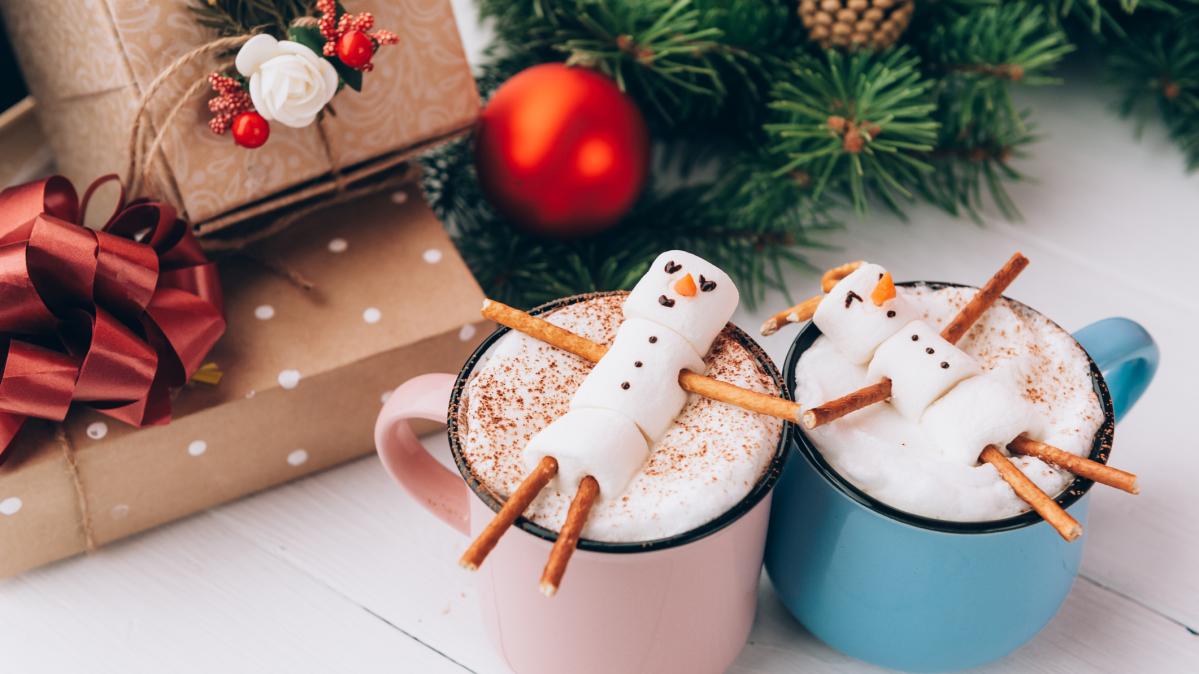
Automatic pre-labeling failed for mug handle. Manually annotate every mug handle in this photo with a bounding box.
[1073,317,1159,423]
[374,373,470,535]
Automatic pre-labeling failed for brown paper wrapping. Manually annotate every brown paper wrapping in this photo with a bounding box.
[0,0,479,233]
[0,188,490,577]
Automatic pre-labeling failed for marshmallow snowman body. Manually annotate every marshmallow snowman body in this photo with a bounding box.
[922,371,1041,466]
[523,250,740,500]
[867,320,981,420]
[571,318,705,441]
[813,263,915,364]
[624,250,739,360]
[523,409,649,496]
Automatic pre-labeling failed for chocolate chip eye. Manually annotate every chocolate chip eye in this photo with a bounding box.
[911,334,919,341]
[648,336,658,343]
[886,310,896,318]
[940,362,950,369]
[621,381,631,390]
[634,361,643,367]
[699,275,717,292]
[664,261,681,273]
[658,295,675,307]
[926,347,935,354]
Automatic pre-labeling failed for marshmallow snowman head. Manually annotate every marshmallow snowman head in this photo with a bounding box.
[867,320,981,420]
[812,263,915,364]
[623,251,739,360]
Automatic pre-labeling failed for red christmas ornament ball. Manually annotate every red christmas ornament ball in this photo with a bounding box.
[474,63,650,237]
[231,111,270,148]
[337,30,375,70]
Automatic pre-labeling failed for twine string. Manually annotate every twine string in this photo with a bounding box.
[55,425,96,553]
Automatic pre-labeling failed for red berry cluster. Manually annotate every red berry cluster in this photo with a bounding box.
[207,73,253,135]
[316,0,399,71]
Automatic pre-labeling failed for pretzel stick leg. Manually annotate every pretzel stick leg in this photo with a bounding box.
[483,299,803,424]
[540,475,600,597]
[802,379,892,429]
[460,456,559,571]
[1008,435,1138,494]
[760,294,822,336]
[980,445,1082,541]
[940,252,1030,344]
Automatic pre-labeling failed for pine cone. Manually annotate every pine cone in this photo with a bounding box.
[798,0,914,51]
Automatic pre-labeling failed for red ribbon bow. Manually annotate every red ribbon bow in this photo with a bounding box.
[0,175,225,462]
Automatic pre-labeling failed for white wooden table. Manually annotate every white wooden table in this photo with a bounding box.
[3,5,1197,672]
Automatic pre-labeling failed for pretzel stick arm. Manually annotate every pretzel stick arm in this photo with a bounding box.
[460,456,559,571]
[679,371,803,423]
[482,299,608,362]
[540,475,600,597]
[941,252,1030,344]
[802,379,892,429]
[483,299,802,424]
[1008,435,1138,494]
[760,294,822,336]
[980,445,1082,541]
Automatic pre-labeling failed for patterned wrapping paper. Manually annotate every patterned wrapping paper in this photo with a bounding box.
[1,0,479,230]
[0,187,490,577]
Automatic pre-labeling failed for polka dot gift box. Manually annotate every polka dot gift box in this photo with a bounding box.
[0,190,488,577]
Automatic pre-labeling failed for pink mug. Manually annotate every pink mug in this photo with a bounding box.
[373,292,792,674]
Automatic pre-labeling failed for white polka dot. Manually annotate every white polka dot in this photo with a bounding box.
[245,389,257,399]
[381,390,393,404]
[328,238,348,253]
[363,307,382,324]
[86,422,108,440]
[0,497,22,516]
[390,190,409,204]
[458,323,477,341]
[287,449,309,466]
[188,440,207,457]
[110,504,129,520]
[255,304,275,320]
[422,248,443,264]
[278,369,301,390]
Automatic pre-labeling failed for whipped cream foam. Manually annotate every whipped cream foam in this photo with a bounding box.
[795,285,1104,522]
[459,294,782,543]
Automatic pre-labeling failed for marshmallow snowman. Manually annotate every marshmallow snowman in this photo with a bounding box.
[867,320,981,420]
[921,371,1042,466]
[523,251,740,499]
[812,263,915,364]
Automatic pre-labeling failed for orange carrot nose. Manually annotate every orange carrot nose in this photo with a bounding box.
[871,272,896,306]
[674,273,697,297]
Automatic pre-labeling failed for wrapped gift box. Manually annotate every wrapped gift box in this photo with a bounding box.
[0,185,489,577]
[0,0,478,235]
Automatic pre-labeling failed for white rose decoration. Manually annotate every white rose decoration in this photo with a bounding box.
[235,34,339,129]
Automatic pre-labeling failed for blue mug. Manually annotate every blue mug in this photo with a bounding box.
[764,282,1159,672]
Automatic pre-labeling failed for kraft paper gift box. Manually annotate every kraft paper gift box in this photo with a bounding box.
[0,0,478,237]
[0,186,490,577]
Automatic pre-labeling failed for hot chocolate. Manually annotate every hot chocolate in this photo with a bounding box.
[794,284,1104,522]
[458,293,783,542]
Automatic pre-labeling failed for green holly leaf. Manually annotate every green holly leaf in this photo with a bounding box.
[332,60,363,92]
[287,25,324,54]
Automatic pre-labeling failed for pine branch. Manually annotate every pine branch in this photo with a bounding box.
[766,48,939,216]
[1106,8,1199,169]
[916,2,1073,219]
[188,0,316,37]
